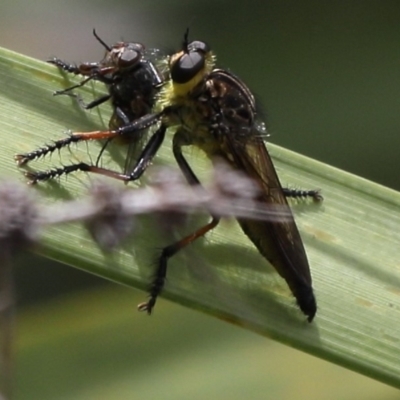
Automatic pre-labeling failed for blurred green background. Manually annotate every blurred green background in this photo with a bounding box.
[1,0,400,398]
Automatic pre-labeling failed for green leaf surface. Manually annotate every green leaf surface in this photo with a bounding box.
[1,47,400,387]
[17,286,399,400]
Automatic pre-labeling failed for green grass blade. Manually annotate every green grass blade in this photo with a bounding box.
[1,47,400,388]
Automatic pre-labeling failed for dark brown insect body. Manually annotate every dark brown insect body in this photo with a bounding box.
[15,30,167,178]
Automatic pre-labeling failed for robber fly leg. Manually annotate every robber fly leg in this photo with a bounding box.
[137,217,220,314]
[282,188,322,202]
[15,127,119,166]
[138,128,220,314]
[23,113,165,183]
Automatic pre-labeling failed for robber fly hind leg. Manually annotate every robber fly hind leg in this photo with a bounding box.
[14,122,119,166]
[282,188,322,202]
[15,94,111,165]
[23,113,165,184]
[138,128,220,314]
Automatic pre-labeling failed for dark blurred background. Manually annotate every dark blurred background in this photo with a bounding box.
[4,0,400,189]
[1,1,400,399]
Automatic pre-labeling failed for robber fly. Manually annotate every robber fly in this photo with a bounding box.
[15,30,167,179]
[134,34,321,322]
[16,31,320,321]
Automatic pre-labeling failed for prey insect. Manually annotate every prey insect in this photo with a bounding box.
[15,30,167,180]
[16,31,321,321]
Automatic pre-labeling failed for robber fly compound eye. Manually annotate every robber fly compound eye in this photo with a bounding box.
[170,51,205,84]
[170,40,210,85]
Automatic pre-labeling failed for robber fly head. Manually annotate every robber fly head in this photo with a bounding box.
[169,34,214,95]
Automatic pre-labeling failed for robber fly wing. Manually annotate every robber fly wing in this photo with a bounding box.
[220,132,313,290]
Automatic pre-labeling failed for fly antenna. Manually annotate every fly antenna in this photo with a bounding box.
[92,29,111,52]
[183,28,190,53]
